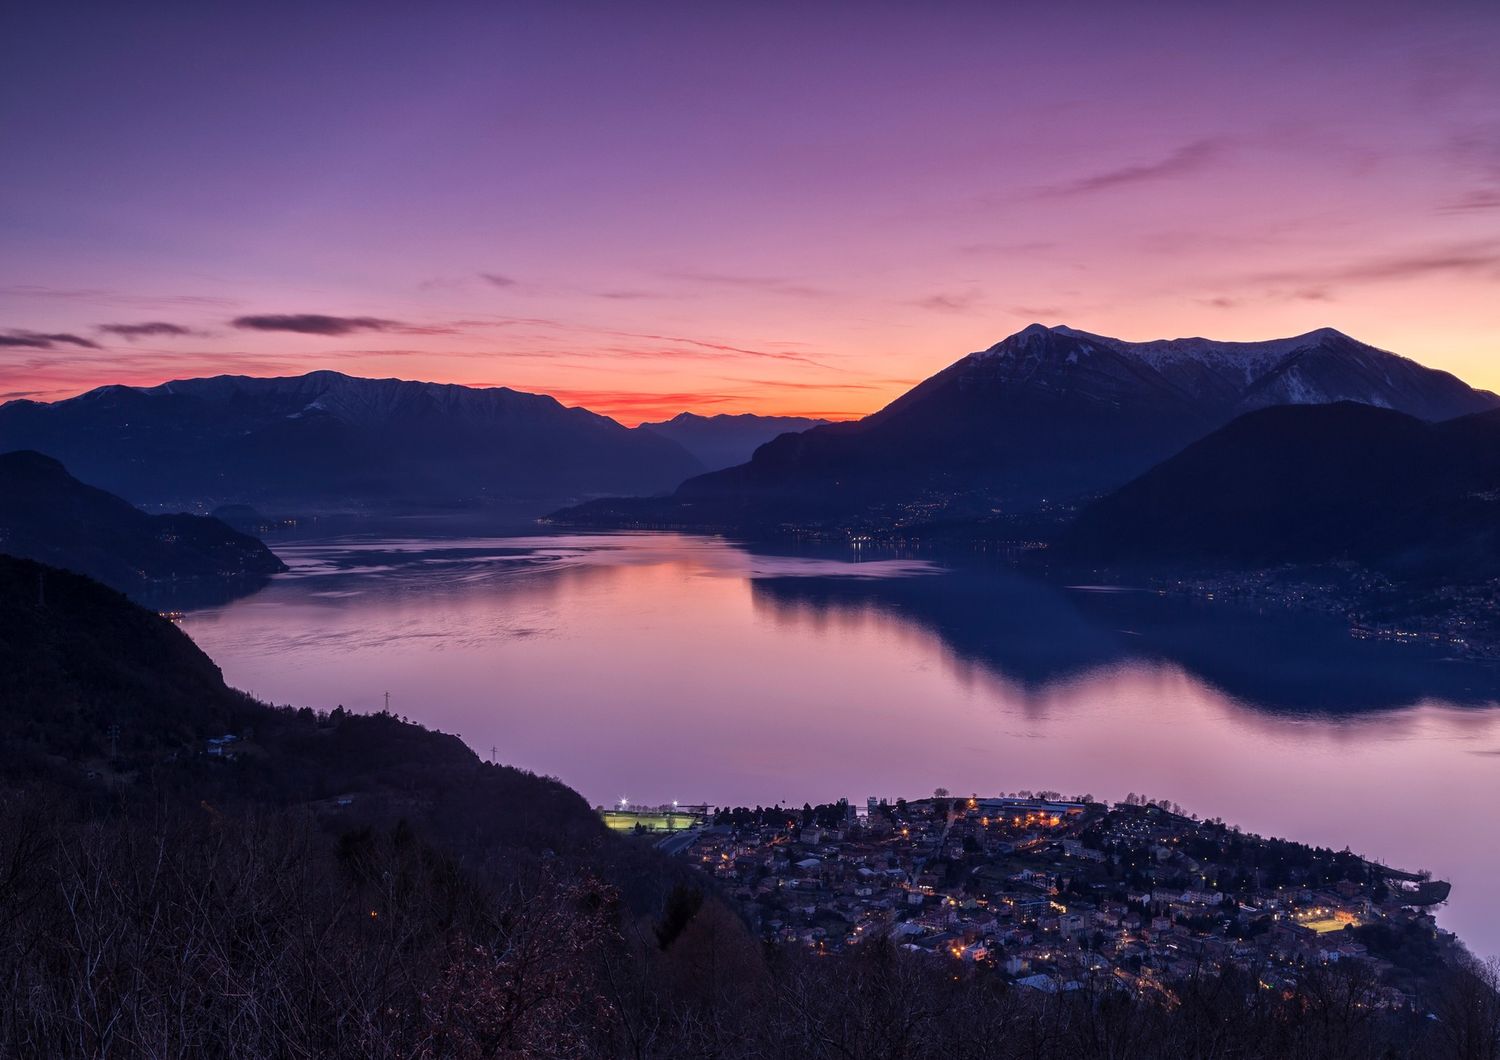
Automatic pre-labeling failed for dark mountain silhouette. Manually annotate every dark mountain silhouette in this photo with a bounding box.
[639,412,830,471]
[0,550,609,854]
[0,552,260,759]
[0,371,704,512]
[553,325,1497,531]
[1063,402,1500,576]
[0,450,286,601]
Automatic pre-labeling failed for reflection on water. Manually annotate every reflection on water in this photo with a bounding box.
[180,532,1500,957]
[753,567,1500,713]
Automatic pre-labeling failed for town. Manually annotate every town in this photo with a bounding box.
[648,793,1461,1006]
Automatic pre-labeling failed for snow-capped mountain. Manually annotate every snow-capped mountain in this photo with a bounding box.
[0,371,704,511]
[553,324,1498,529]
[936,324,1492,423]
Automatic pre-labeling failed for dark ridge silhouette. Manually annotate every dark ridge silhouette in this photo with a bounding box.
[639,411,830,471]
[0,551,609,858]
[1063,403,1500,575]
[0,370,704,512]
[0,449,285,602]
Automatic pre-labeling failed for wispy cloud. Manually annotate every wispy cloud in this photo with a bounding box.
[1440,125,1500,212]
[456,313,833,369]
[595,289,670,300]
[1250,240,1500,288]
[0,285,241,309]
[664,270,831,299]
[911,289,985,313]
[1006,304,1067,320]
[621,330,829,367]
[958,240,1057,256]
[98,321,203,340]
[479,272,518,288]
[1440,189,1500,213]
[721,376,893,393]
[1037,139,1224,198]
[0,329,100,349]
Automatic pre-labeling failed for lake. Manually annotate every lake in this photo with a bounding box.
[180,531,1500,958]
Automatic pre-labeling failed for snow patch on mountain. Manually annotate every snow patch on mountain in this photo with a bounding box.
[962,324,1495,422]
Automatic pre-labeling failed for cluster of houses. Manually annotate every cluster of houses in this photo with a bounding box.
[676,795,1457,1005]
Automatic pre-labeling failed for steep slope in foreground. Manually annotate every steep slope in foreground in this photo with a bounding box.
[0,371,703,511]
[0,556,698,1058]
[1062,403,1500,574]
[0,553,258,759]
[0,552,603,855]
[639,412,831,471]
[553,325,1497,532]
[0,449,285,601]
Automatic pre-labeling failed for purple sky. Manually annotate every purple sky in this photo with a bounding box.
[2,2,1497,422]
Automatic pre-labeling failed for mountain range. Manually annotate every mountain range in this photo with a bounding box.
[0,371,704,512]
[553,325,1498,530]
[639,412,830,471]
[0,449,286,601]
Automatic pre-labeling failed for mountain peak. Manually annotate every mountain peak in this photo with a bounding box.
[0,448,67,473]
[994,322,1359,351]
[1298,326,1352,343]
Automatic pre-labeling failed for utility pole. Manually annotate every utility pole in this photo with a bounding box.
[384,691,391,713]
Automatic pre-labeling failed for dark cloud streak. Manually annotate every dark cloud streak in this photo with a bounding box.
[0,329,100,350]
[1037,139,1224,198]
[664,271,830,299]
[231,314,401,336]
[229,314,457,337]
[98,321,200,340]
[911,290,985,313]
[1251,241,1500,287]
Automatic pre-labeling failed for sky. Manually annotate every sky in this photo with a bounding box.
[2,1,1497,424]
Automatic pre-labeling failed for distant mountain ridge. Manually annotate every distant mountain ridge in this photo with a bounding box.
[639,412,830,471]
[0,370,704,512]
[0,449,285,602]
[553,324,1498,530]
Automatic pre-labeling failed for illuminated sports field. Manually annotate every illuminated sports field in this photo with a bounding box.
[600,811,701,833]
[1300,915,1362,935]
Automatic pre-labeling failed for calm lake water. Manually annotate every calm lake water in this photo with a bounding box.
[180,532,1500,958]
